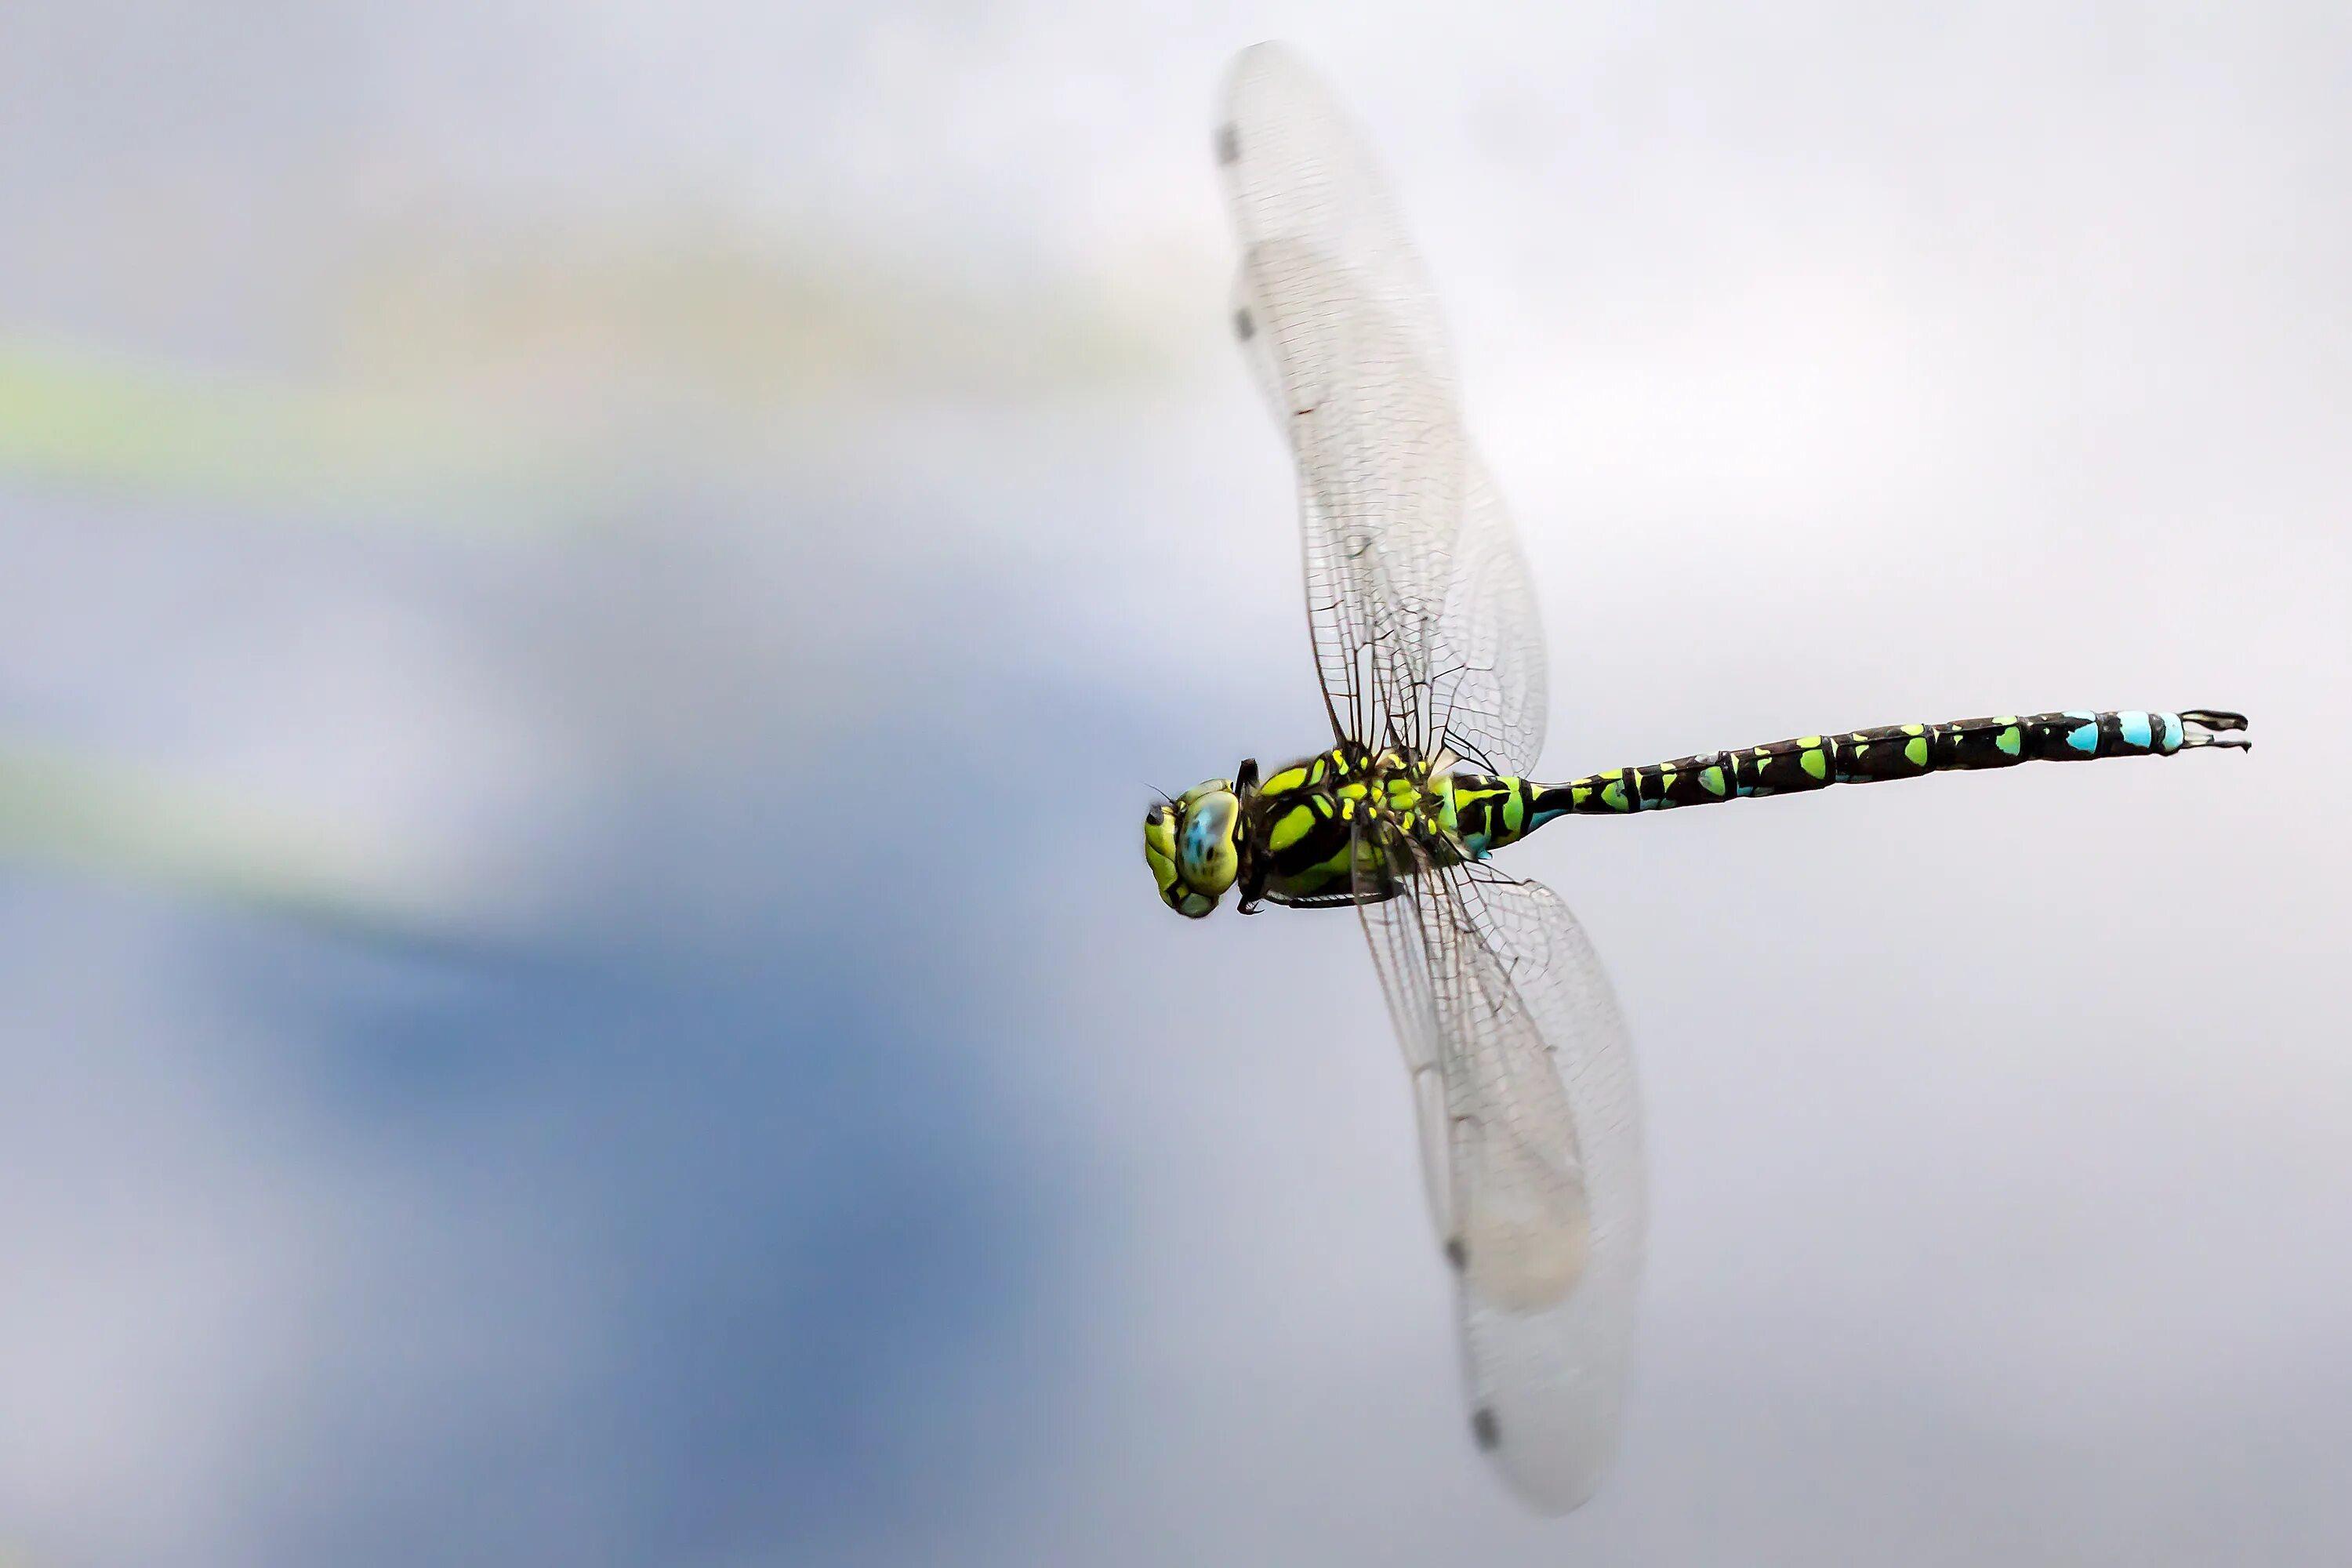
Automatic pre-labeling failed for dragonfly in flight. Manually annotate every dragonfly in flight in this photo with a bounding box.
[1143,42,2250,1514]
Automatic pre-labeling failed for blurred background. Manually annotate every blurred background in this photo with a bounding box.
[2,3,2347,1563]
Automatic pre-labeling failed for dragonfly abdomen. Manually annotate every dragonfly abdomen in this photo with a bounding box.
[1450,709,2248,851]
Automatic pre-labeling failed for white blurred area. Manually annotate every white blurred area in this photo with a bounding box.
[2,3,2349,1565]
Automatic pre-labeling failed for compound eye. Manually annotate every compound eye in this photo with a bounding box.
[1177,789,1240,896]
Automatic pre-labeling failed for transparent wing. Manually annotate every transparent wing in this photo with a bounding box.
[1219,42,1549,774]
[1355,829,1645,1513]
[1443,464,1550,777]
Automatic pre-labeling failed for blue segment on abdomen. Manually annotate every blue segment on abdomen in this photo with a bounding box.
[2117,711,2152,748]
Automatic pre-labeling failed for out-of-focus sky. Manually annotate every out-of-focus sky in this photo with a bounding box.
[2,3,2347,1563]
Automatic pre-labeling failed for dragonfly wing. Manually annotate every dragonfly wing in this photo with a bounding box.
[1218,44,1454,398]
[1356,832,1645,1513]
[1441,458,1550,777]
[1229,226,1463,756]
[1219,42,1548,774]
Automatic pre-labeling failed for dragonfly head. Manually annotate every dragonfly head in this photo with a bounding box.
[1144,779,1243,918]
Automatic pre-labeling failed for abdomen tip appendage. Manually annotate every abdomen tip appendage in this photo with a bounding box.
[2178,710,2252,751]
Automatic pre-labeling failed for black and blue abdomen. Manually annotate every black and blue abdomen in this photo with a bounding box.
[1446,709,2246,856]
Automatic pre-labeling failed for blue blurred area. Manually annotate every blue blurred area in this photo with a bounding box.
[209,657,1127,1563]
[276,958,1043,1562]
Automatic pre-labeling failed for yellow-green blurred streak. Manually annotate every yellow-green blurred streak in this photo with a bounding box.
[0,229,1194,520]
[327,224,1189,405]
[0,740,476,950]
[0,342,579,531]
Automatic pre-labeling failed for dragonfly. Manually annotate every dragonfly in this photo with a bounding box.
[1142,42,2252,1515]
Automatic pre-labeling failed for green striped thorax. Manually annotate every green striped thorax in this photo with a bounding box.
[1146,749,1479,919]
[1144,776,1243,919]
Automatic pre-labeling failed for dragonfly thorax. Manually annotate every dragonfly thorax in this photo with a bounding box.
[1145,747,1475,920]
